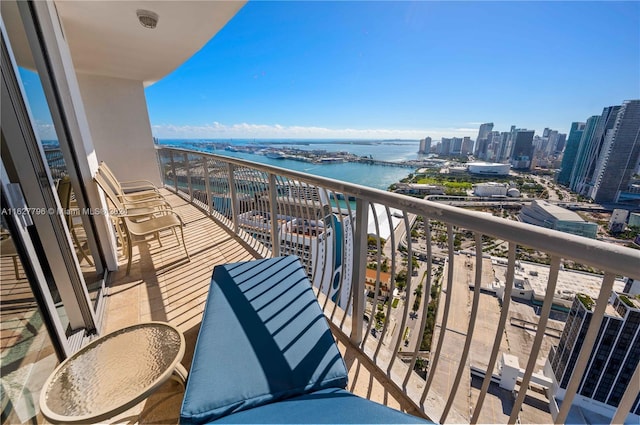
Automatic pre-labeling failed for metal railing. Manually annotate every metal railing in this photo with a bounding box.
[44,148,67,180]
[156,146,640,424]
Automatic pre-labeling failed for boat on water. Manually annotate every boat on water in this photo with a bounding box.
[266,151,286,159]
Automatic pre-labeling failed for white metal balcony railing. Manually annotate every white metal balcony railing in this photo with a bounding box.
[155,146,640,424]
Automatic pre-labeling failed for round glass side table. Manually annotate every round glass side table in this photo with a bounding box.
[39,322,187,424]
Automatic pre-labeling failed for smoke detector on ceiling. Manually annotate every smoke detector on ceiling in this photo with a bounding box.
[137,10,159,29]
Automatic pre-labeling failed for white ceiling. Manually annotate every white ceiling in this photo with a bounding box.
[3,0,246,85]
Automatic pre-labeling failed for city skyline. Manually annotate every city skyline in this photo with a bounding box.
[144,1,639,140]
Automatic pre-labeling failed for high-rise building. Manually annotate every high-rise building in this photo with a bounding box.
[532,135,544,153]
[497,131,511,162]
[510,129,535,170]
[623,278,640,296]
[590,100,640,203]
[238,183,355,311]
[461,137,473,155]
[546,292,640,420]
[570,106,621,197]
[474,122,494,156]
[555,133,567,153]
[569,116,600,191]
[546,129,559,156]
[485,131,501,161]
[440,138,451,155]
[501,125,518,162]
[477,122,494,140]
[568,101,640,203]
[475,138,490,159]
[558,122,586,186]
[450,137,463,155]
[418,137,432,154]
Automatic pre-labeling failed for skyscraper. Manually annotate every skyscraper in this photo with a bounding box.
[510,129,535,170]
[497,131,511,162]
[570,106,621,197]
[440,138,451,155]
[557,122,586,186]
[545,129,559,156]
[461,137,473,155]
[486,131,501,161]
[569,116,600,191]
[569,101,640,203]
[419,137,431,154]
[590,100,640,203]
[474,122,494,156]
[450,137,463,155]
[555,133,567,153]
[502,125,518,162]
[547,292,640,419]
[475,138,490,159]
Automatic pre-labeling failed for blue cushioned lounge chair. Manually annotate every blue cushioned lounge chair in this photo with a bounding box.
[181,256,433,424]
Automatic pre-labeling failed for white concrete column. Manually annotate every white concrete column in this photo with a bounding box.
[76,73,161,186]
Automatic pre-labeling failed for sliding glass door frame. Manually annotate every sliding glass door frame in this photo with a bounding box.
[0,159,69,360]
[5,0,125,334]
[1,0,121,343]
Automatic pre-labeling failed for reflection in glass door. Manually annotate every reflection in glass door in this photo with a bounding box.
[2,10,99,338]
[18,67,103,308]
[0,163,68,424]
[0,217,59,425]
[2,0,107,317]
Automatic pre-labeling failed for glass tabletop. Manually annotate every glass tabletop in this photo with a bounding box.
[40,322,184,423]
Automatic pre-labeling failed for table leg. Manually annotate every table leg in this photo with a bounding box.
[171,363,188,386]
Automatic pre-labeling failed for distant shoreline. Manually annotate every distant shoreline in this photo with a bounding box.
[155,138,420,146]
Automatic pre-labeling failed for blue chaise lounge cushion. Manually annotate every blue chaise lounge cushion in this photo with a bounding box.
[211,388,433,424]
[180,256,349,425]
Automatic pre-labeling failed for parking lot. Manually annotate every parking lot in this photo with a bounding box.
[427,254,557,423]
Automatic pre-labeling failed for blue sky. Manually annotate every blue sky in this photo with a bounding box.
[146,1,639,140]
[22,1,640,141]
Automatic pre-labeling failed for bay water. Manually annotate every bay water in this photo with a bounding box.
[159,139,426,190]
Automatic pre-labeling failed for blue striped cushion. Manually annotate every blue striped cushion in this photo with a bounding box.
[180,256,348,425]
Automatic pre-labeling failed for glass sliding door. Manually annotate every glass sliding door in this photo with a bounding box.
[0,6,116,421]
[1,16,98,336]
[0,160,69,424]
[2,0,118,331]
[17,66,104,307]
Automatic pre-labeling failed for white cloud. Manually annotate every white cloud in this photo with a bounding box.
[34,121,57,140]
[151,122,477,140]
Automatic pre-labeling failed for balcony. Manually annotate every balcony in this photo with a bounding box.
[4,2,637,423]
[89,146,639,424]
[97,189,419,424]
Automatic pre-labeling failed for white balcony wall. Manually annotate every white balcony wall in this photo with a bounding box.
[76,73,160,185]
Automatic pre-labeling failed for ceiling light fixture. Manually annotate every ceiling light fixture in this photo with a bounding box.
[137,9,159,29]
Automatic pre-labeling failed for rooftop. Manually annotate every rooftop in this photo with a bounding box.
[528,200,586,223]
[494,261,626,302]
[365,268,392,284]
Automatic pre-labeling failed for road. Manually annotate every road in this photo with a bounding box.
[393,259,430,352]
[426,253,475,421]
[381,212,416,260]
[370,211,431,354]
